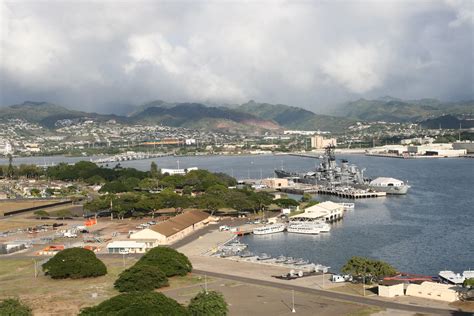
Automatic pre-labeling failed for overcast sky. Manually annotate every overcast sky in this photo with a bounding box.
[1,0,473,113]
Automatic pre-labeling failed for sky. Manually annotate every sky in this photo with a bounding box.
[0,0,473,113]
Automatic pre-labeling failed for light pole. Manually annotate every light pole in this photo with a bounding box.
[33,259,37,278]
[291,289,296,313]
[205,274,208,294]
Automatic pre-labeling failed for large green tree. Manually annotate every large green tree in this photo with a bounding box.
[188,291,228,316]
[138,247,192,277]
[0,298,32,316]
[114,264,168,292]
[42,248,107,279]
[79,292,188,316]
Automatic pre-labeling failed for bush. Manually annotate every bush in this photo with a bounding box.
[79,292,188,316]
[0,298,32,316]
[464,278,474,288]
[188,291,228,316]
[114,263,168,292]
[138,247,192,277]
[42,248,107,279]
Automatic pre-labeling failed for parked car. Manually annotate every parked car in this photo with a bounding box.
[219,225,230,231]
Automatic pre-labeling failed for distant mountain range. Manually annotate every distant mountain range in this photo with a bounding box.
[1,97,472,133]
[0,101,130,128]
[331,97,473,123]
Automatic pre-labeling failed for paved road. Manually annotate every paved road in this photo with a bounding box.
[3,220,471,315]
[192,269,471,316]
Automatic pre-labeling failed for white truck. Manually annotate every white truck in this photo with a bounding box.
[63,231,78,238]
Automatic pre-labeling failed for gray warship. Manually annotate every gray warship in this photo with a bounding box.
[275,145,409,194]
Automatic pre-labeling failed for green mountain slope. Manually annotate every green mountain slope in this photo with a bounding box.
[131,102,280,132]
[237,101,356,132]
[0,101,129,128]
[332,98,474,122]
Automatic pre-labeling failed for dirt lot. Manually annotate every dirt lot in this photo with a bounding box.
[0,254,381,316]
[162,277,383,316]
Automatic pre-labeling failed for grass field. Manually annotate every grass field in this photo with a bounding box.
[0,256,210,315]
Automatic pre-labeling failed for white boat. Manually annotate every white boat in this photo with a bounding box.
[369,177,410,195]
[338,202,355,210]
[257,253,272,260]
[287,222,321,235]
[315,221,331,233]
[438,270,465,284]
[253,223,286,235]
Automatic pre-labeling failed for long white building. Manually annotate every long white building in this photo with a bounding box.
[290,201,344,222]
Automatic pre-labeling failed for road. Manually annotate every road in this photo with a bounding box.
[192,269,471,316]
[2,219,471,315]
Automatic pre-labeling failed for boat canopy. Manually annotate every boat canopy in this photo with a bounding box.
[369,177,404,186]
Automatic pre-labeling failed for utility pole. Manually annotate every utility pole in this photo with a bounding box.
[291,289,296,313]
[33,259,37,278]
[205,274,208,294]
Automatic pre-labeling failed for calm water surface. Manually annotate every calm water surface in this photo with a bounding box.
[2,154,473,275]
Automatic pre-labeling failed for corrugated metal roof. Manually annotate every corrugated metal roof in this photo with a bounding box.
[150,210,209,237]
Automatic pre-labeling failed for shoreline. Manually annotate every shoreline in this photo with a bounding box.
[175,226,471,315]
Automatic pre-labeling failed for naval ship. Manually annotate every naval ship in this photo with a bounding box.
[275,145,409,195]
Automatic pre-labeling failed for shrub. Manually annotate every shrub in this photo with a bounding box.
[79,292,188,316]
[138,247,192,277]
[42,248,107,279]
[0,298,32,316]
[114,263,168,292]
[188,291,228,316]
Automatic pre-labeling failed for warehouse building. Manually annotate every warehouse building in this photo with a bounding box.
[129,210,210,245]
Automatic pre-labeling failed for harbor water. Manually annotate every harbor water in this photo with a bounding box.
[2,153,473,275]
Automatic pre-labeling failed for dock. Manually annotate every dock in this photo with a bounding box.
[279,186,386,199]
[316,188,386,199]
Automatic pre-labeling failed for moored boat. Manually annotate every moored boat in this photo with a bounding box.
[253,223,286,235]
[257,253,272,260]
[287,222,321,235]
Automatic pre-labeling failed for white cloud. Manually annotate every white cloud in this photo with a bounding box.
[0,0,472,111]
[322,42,389,93]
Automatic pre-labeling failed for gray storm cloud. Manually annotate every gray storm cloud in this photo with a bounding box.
[0,0,473,113]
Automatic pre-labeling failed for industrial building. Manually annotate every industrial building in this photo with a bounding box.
[310,135,337,149]
[130,210,210,245]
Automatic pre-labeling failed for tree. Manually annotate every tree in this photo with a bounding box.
[29,188,41,197]
[79,292,188,316]
[42,248,107,279]
[7,154,14,179]
[274,198,299,208]
[188,291,228,316]
[55,209,72,219]
[248,191,273,213]
[114,263,168,292]
[0,298,32,316]
[300,193,313,202]
[464,278,474,288]
[85,175,105,185]
[341,256,397,283]
[138,247,192,277]
[150,161,161,178]
[34,210,49,219]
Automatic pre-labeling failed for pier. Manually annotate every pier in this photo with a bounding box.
[316,188,386,199]
[279,186,386,198]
